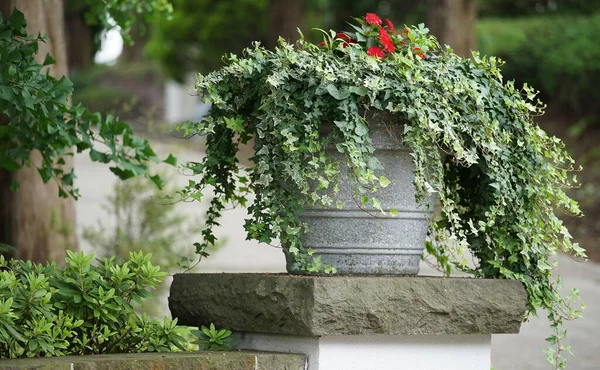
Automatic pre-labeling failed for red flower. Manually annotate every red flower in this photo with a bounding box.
[413,47,426,59]
[379,27,394,53]
[318,41,327,47]
[365,13,382,26]
[385,18,395,33]
[367,46,384,58]
[336,32,356,48]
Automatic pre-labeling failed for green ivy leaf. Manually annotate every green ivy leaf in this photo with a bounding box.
[379,176,391,188]
[9,181,19,192]
[163,153,177,166]
[0,86,15,101]
[326,84,350,100]
[9,9,26,31]
[42,53,55,66]
[148,174,165,190]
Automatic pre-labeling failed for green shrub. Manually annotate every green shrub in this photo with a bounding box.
[477,14,600,115]
[0,9,165,199]
[0,250,189,358]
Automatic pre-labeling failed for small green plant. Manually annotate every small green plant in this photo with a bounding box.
[0,250,189,358]
[191,323,234,351]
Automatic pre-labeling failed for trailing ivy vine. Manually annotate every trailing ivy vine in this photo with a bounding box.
[179,14,585,368]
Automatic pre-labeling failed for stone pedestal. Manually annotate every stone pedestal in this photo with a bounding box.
[169,274,527,370]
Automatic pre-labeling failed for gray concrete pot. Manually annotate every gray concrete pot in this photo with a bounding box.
[285,113,434,275]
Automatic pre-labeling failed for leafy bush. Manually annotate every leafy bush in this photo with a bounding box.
[477,14,600,116]
[0,9,169,198]
[0,250,188,358]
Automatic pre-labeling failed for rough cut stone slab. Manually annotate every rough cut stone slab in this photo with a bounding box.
[0,351,306,370]
[170,274,527,336]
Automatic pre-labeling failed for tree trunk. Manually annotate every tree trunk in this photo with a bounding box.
[267,0,305,48]
[0,0,77,263]
[426,0,476,57]
[65,9,93,74]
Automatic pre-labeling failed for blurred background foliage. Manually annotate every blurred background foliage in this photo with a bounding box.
[145,0,269,81]
[478,14,600,117]
[69,0,599,262]
[82,172,217,316]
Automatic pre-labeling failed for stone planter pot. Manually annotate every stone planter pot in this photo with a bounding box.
[284,113,434,275]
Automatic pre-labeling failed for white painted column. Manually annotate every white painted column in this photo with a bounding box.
[235,332,491,370]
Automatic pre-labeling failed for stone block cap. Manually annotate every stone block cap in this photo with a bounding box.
[169,274,527,336]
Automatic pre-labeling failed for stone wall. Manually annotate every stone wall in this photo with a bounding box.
[0,351,306,370]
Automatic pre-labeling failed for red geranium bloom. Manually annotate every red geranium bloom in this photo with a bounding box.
[379,27,394,52]
[365,13,382,26]
[413,47,426,59]
[336,32,356,48]
[385,18,395,33]
[367,46,384,58]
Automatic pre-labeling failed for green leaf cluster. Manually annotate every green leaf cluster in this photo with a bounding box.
[179,21,585,368]
[0,250,189,358]
[191,323,234,351]
[0,9,166,198]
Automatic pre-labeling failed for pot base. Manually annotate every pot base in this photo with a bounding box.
[284,248,421,275]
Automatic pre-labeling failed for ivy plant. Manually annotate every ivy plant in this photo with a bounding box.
[0,9,169,198]
[179,12,586,369]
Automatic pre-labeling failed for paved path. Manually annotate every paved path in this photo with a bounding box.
[490,253,600,369]
[74,142,599,369]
